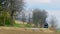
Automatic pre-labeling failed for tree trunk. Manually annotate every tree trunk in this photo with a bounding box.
[3,17,5,26]
[10,10,15,26]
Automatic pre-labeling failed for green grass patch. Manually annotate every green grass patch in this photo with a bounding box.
[13,23,22,27]
[13,23,32,28]
[56,30,60,32]
[24,24,32,28]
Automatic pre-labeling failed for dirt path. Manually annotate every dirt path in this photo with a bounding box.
[0,27,60,34]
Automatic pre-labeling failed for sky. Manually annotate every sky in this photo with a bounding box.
[25,0,60,10]
[25,0,60,28]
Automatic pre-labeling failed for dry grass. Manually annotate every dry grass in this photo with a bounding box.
[15,20,27,24]
[0,27,60,34]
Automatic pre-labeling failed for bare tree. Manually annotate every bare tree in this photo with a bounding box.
[22,11,26,24]
[32,9,47,28]
[50,16,57,29]
[28,13,31,24]
[9,0,24,25]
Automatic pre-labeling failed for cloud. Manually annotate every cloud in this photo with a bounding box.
[47,10,60,20]
[52,0,60,3]
[25,0,51,4]
[49,0,60,6]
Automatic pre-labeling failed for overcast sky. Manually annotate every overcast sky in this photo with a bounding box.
[25,0,60,10]
[24,0,60,28]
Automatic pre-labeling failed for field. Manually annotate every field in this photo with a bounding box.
[0,27,60,34]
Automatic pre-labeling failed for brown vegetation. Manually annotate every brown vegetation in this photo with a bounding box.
[0,27,59,34]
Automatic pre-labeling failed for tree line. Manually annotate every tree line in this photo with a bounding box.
[0,0,57,29]
[19,9,57,28]
[0,0,24,26]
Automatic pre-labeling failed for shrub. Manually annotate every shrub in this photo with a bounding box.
[25,24,32,28]
[13,23,21,27]
[5,19,11,26]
